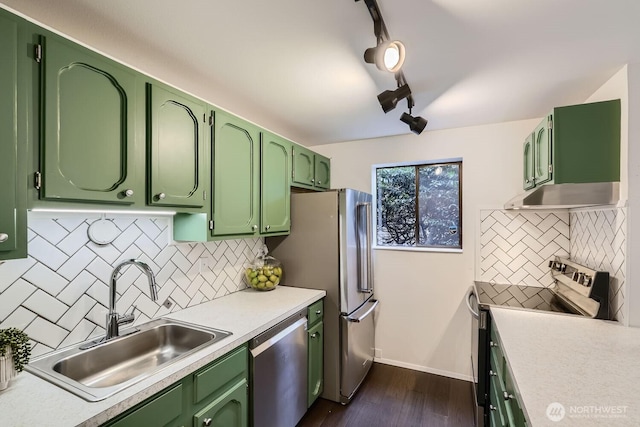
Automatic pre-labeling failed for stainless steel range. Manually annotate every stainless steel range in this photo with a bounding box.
[466,256,611,426]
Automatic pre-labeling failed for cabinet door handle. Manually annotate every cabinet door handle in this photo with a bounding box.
[156,193,166,200]
[315,310,321,315]
[490,341,498,348]
[311,333,318,339]
[503,391,514,401]
[203,418,212,426]
[252,225,258,231]
[317,180,322,185]
[489,404,497,412]
[311,179,315,183]
[265,225,270,230]
[0,233,8,243]
[123,189,134,197]
[489,370,497,377]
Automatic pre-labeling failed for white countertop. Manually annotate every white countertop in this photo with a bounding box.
[491,307,640,426]
[0,286,325,427]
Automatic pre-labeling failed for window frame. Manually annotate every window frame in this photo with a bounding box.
[371,157,463,253]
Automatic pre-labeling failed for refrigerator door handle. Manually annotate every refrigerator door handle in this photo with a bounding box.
[347,299,378,322]
[356,202,374,294]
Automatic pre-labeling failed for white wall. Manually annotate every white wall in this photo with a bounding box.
[625,63,640,327]
[314,119,538,379]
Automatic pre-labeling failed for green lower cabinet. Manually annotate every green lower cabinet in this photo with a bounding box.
[104,345,248,427]
[0,11,27,261]
[488,326,526,427]
[307,321,324,407]
[108,384,184,427]
[37,32,142,204]
[147,82,207,209]
[193,379,247,427]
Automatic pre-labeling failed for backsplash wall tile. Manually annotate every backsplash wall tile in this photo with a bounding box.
[478,210,570,287]
[570,207,626,323]
[0,214,263,357]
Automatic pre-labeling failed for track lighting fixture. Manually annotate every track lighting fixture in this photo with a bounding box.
[400,112,428,135]
[356,0,428,135]
[364,40,406,73]
[377,84,411,113]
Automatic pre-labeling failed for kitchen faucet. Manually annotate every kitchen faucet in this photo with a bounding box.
[105,259,159,340]
[80,259,159,350]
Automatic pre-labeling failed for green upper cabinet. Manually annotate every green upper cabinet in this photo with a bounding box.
[212,110,260,236]
[38,34,141,204]
[533,116,552,186]
[146,83,207,208]
[260,132,291,234]
[522,132,535,191]
[292,143,331,191]
[0,11,27,260]
[522,99,620,189]
[292,144,315,187]
[314,154,331,190]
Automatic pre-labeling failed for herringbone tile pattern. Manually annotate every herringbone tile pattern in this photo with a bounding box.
[479,210,570,287]
[0,214,263,357]
[570,208,626,322]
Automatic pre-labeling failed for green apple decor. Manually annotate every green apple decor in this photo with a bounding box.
[0,327,31,391]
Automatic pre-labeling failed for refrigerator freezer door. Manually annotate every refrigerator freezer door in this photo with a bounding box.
[339,189,374,315]
[339,298,378,403]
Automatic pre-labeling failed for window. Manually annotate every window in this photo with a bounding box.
[374,160,462,250]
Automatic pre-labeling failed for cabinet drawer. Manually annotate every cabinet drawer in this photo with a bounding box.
[307,300,324,327]
[109,383,183,427]
[194,346,248,404]
[489,374,507,427]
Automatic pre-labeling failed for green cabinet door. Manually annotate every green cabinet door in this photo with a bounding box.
[39,35,140,204]
[307,321,324,407]
[314,154,331,189]
[0,12,27,260]
[522,132,535,190]
[193,379,248,427]
[212,110,260,236]
[292,144,315,187]
[533,116,552,186]
[147,83,206,208]
[260,132,291,234]
[107,384,184,427]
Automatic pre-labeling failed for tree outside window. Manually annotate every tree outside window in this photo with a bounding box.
[375,161,462,249]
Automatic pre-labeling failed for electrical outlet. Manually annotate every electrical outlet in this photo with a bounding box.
[374,348,381,358]
[199,256,212,272]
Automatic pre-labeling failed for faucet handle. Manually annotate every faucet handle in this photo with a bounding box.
[118,305,136,325]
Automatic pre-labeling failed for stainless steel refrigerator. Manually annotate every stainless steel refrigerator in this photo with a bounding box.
[266,188,378,404]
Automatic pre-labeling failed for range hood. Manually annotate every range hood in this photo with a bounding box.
[504,182,620,210]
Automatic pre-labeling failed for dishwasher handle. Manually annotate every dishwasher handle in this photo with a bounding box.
[250,315,307,357]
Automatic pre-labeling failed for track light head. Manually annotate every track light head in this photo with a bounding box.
[400,112,428,135]
[364,40,406,73]
[377,84,411,113]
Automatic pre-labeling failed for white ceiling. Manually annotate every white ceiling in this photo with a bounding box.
[2,0,640,146]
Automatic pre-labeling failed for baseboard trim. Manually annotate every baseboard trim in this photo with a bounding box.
[374,357,473,382]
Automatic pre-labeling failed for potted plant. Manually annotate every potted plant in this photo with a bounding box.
[0,327,31,391]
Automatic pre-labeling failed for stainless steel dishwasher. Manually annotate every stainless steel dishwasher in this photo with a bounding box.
[250,308,308,427]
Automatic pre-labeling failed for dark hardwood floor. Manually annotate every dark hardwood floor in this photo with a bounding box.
[297,363,475,427]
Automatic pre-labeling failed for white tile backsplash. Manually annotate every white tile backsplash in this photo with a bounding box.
[478,207,627,322]
[479,210,570,287]
[0,213,263,356]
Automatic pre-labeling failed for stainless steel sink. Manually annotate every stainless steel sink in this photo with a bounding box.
[26,318,232,401]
